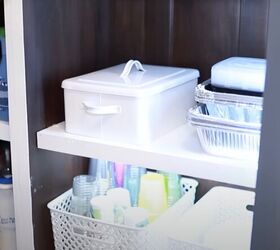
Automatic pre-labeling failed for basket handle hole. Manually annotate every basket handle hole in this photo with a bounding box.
[246,204,254,212]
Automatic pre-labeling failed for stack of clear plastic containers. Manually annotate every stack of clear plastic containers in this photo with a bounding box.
[189,80,262,159]
[0,28,8,122]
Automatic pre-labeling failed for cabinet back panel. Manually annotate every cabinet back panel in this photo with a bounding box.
[172,0,241,80]
[23,0,99,248]
[239,0,269,57]
[22,0,268,249]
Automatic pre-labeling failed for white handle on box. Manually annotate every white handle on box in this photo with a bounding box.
[83,102,121,115]
[120,60,145,78]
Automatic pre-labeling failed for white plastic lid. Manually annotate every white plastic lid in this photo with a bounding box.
[62,60,200,97]
[0,184,12,190]
[211,57,266,92]
[0,177,12,189]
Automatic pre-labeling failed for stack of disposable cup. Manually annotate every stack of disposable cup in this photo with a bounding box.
[70,175,97,217]
[124,166,146,207]
[107,188,131,224]
[138,173,168,222]
[90,195,114,223]
[95,160,116,195]
[123,207,149,228]
[159,171,181,207]
[114,163,127,187]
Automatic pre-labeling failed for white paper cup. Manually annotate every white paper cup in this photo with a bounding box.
[90,195,114,223]
[107,188,131,224]
[107,188,131,208]
[124,207,149,228]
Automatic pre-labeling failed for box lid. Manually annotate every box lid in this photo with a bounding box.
[211,57,266,93]
[62,60,199,97]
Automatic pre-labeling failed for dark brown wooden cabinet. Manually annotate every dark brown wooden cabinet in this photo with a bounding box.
[5,0,279,249]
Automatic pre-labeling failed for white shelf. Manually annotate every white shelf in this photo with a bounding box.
[37,122,258,188]
[0,121,10,141]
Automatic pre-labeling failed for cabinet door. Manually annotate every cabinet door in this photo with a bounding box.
[252,0,280,249]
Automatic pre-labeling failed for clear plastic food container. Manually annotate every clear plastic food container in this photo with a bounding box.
[195,80,263,123]
[211,57,266,92]
[188,105,261,159]
[0,82,8,121]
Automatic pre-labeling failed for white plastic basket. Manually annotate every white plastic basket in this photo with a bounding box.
[189,105,260,159]
[167,187,255,250]
[47,189,195,250]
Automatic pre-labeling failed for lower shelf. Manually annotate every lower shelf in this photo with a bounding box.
[0,120,9,141]
[37,122,258,188]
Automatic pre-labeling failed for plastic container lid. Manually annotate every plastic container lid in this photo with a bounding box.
[0,177,13,190]
[211,57,266,93]
[62,60,200,98]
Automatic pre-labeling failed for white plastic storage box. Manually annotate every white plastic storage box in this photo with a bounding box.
[195,80,263,123]
[211,57,266,93]
[62,60,199,144]
[47,189,195,250]
[189,105,261,159]
[167,187,255,250]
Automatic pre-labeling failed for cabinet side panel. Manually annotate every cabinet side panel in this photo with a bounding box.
[252,1,280,249]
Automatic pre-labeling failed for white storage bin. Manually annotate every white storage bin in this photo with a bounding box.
[188,105,261,159]
[62,60,199,144]
[47,188,195,250]
[167,187,255,250]
[211,57,266,92]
